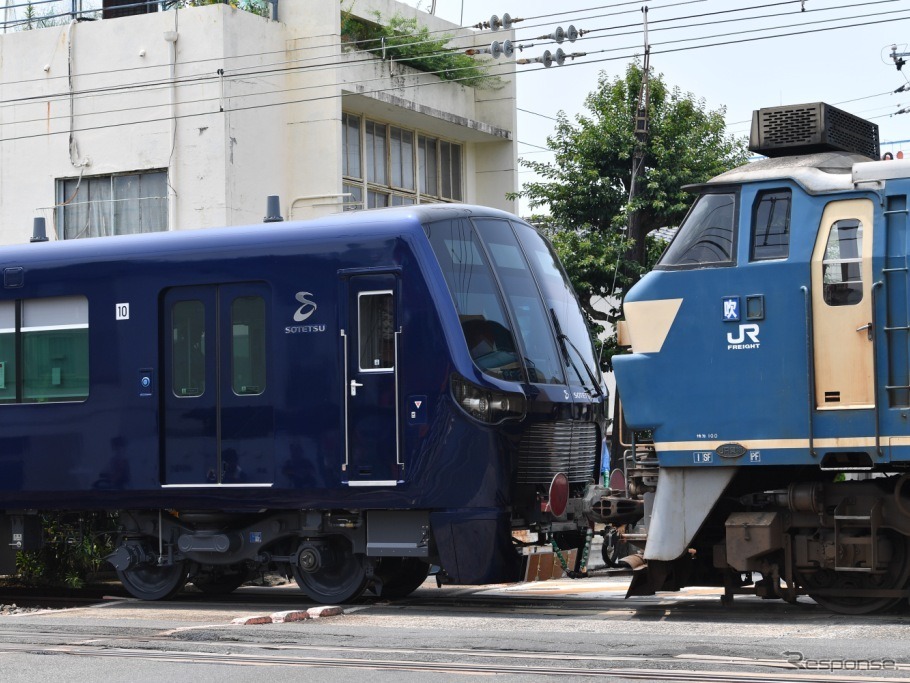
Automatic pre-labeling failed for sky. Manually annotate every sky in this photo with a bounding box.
[399,0,910,213]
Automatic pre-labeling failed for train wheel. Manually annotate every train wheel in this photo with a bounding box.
[117,561,188,601]
[192,565,249,595]
[799,532,910,615]
[292,536,368,603]
[371,558,431,599]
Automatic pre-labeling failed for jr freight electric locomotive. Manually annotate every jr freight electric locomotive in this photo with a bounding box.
[0,204,606,601]
[612,102,910,614]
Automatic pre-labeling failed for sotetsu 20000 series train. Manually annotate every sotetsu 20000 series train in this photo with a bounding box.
[611,102,910,614]
[0,204,606,601]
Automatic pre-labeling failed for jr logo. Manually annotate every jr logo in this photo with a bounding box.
[727,323,760,349]
[294,292,317,322]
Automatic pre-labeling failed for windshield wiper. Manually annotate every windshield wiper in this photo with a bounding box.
[549,308,604,399]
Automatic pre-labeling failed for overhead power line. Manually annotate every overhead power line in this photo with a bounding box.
[0,7,905,143]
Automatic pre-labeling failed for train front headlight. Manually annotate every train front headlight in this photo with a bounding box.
[450,374,526,424]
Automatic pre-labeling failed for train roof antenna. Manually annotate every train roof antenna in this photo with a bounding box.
[30,217,48,243]
[264,195,284,223]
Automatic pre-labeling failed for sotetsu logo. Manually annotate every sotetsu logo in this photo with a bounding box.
[294,292,317,322]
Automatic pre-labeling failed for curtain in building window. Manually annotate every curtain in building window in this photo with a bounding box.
[366,121,387,185]
[58,172,167,239]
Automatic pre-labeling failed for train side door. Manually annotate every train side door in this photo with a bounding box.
[342,273,401,485]
[810,199,875,408]
[162,284,273,485]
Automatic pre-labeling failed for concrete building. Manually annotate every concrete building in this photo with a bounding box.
[0,0,517,244]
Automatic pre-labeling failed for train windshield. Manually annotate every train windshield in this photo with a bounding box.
[657,192,737,268]
[472,218,563,385]
[424,218,525,382]
[425,216,599,390]
[510,221,601,390]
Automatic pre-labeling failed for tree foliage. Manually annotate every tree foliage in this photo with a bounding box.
[514,63,748,354]
[340,9,501,89]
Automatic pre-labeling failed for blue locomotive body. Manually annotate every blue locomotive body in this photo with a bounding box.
[0,204,605,601]
[611,103,910,613]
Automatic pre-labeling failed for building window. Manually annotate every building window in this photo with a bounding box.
[390,127,415,191]
[751,190,791,261]
[0,296,89,404]
[343,114,464,208]
[365,120,388,186]
[342,113,362,180]
[418,135,439,197]
[57,171,167,239]
[439,140,463,200]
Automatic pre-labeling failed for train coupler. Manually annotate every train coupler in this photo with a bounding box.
[582,486,644,526]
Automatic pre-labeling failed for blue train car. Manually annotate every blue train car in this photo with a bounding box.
[611,103,910,614]
[0,204,606,601]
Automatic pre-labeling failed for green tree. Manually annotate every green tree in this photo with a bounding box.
[514,63,748,352]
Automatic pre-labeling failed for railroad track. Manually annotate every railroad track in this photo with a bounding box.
[0,637,905,682]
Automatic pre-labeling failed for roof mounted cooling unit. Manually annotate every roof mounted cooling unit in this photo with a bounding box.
[102,0,158,19]
[749,102,879,159]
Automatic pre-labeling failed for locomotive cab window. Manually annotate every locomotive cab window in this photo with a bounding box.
[751,190,791,261]
[822,218,863,306]
[658,192,737,268]
[358,292,395,371]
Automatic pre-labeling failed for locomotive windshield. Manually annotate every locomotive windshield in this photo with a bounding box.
[657,192,737,268]
[425,216,600,390]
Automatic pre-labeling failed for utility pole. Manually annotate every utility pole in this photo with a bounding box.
[627,6,651,270]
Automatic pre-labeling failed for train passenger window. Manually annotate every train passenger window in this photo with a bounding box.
[822,219,863,306]
[22,296,89,403]
[751,190,791,261]
[232,297,266,395]
[424,218,523,382]
[358,292,395,371]
[658,192,737,268]
[0,301,15,404]
[172,300,205,397]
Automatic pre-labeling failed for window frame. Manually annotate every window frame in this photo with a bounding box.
[56,170,168,240]
[656,188,740,270]
[822,218,864,307]
[0,295,90,404]
[750,189,792,262]
[342,113,464,210]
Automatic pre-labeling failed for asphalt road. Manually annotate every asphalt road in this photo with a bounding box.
[1,575,909,682]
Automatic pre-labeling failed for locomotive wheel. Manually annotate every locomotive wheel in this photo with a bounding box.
[117,560,188,601]
[798,532,910,615]
[292,536,368,603]
[192,565,248,595]
[371,558,431,599]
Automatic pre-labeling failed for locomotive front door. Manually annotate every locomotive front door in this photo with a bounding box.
[162,284,274,486]
[810,198,876,409]
[342,273,401,485]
